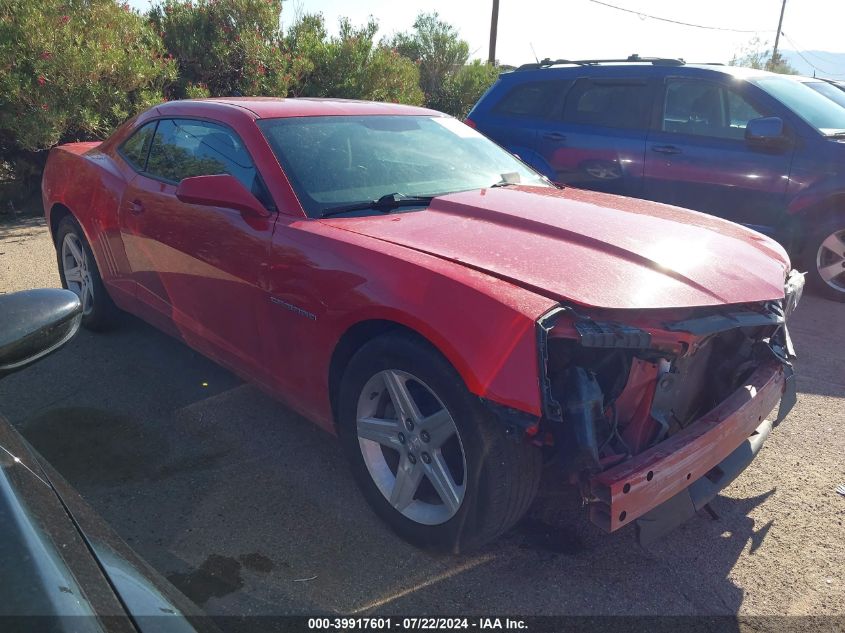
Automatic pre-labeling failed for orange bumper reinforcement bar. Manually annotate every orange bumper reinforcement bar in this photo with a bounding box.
[589,360,785,533]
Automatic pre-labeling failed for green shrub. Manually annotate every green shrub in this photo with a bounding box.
[389,12,497,118]
[362,47,424,104]
[730,37,799,74]
[0,0,176,193]
[149,0,290,99]
[0,0,489,201]
[286,14,423,105]
[391,12,469,103]
[429,60,500,118]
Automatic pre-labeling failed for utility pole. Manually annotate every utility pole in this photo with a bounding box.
[770,0,787,70]
[488,0,499,65]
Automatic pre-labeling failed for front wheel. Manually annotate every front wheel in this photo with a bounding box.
[337,332,542,552]
[806,221,845,302]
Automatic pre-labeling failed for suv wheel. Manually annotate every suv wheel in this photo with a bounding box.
[806,220,845,302]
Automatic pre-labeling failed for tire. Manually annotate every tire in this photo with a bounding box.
[56,216,119,330]
[337,331,542,553]
[804,216,845,302]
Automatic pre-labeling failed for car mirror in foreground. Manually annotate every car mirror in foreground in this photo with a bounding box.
[175,174,271,219]
[745,117,787,147]
[0,289,82,379]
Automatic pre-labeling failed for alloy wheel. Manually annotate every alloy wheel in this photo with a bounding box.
[61,233,94,315]
[356,369,466,526]
[816,228,845,293]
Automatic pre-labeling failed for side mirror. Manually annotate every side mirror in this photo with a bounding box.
[0,289,82,379]
[745,117,787,147]
[175,174,270,218]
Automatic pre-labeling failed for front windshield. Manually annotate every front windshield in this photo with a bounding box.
[752,76,845,135]
[257,115,549,217]
[804,81,845,110]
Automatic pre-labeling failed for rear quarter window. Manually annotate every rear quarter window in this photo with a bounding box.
[492,80,570,117]
[119,122,156,170]
[562,79,653,130]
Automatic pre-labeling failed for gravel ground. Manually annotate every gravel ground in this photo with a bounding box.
[0,213,843,620]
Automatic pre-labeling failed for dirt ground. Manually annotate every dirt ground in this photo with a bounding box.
[0,213,843,620]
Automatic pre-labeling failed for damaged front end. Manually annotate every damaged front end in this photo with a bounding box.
[535,270,804,543]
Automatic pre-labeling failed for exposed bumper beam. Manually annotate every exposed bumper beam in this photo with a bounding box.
[588,360,786,533]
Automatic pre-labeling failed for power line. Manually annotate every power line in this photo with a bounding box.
[587,0,771,34]
[779,31,845,67]
[780,32,845,77]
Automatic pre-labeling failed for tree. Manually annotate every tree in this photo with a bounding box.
[391,12,469,102]
[730,37,799,75]
[149,0,291,99]
[0,0,176,196]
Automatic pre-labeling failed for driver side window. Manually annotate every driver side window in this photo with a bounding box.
[662,80,764,140]
[144,118,272,208]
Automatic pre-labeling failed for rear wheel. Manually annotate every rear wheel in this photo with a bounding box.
[56,216,119,330]
[806,219,845,302]
[337,332,542,552]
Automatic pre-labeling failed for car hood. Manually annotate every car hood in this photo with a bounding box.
[321,186,790,310]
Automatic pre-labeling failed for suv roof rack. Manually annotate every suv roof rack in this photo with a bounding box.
[516,54,686,71]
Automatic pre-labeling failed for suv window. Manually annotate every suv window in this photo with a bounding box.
[119,121,156,170]
[662,79,764,140]
[493,81,570,117]
[145,119,260,193]
[562,79,653,130]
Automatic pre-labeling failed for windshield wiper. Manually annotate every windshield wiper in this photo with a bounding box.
[320,193,434,218]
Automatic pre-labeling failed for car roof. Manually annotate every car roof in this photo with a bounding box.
[793,75,832,83]
[156,97,444,119]
[499,62,779,83]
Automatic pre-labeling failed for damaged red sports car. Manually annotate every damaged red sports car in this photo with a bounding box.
[41,98,804,551]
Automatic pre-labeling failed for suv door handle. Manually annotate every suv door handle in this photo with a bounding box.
[542,131,567,142]
[128,200,145,215]
[651,144,682,155]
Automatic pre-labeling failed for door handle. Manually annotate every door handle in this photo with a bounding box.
[651,144,682,155]
[128,200,145,215]
[542,131,567,142]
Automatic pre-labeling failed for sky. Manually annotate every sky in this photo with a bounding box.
[128,0,845,77]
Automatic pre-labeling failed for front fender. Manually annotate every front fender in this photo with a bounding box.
[334,298,546,417]
[787,183,845,218]
[266,221,558,426]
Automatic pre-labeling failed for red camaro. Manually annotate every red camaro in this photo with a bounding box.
[42,98,803,551]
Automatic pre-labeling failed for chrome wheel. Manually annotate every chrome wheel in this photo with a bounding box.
[61,233,94,315]
[356,369,466,526]
[816,229,845,292]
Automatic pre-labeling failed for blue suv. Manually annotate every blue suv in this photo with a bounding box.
[467,56,845,301]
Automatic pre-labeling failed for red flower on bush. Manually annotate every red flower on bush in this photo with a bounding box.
[37,76,46,86]
[41,103,49,110]
[40,51,52,60]
[59,15,70,24]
